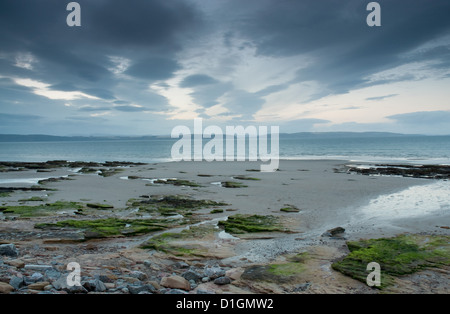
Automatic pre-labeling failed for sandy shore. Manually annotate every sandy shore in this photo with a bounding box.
[0,159,449,294]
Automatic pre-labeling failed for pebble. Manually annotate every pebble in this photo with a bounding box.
[181,269,203,282]
[213,276,231,285]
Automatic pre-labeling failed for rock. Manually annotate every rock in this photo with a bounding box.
[197,289,215,294]
[52,275,88,294]
[160,275,190,291]
[83,279,107,292]
[96,274,116,283]
[213,276,231,285]
[28,281,50,291]
[292,282,311,292]
[323,227,346,238]
[225,268,244,281]
[165,289,188,294]
[0,282,14,294]
[201,277,210,283]
[203,266,226,279]
[0,244,19,257]
[25,272,45,284]
[182,270,203,282]
[4,259,25,268]
[24,265,53,271]
[9,276,25,290]
[127,284,156,295]
[173,261,189,269]
[129,270,148,281]
[44,268,62,282]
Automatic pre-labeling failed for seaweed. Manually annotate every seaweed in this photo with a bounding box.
[218,214,286,234]
[35,217,183,239]
[221,181,248,188]
[0,201,84,217]
[332,234,450,289]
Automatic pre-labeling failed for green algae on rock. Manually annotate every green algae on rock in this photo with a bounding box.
[35,217,186,239]
[128,195,228,216]
[218,214,286,234]
[332,234,450,289]
[141,225,216,257]
[221,181,248,188]
[0,201,84,217]
[150,179,202,187]
[86,203,114,210]
[280,205,300,213]
[242,253,309,284]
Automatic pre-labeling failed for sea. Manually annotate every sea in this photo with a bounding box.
[0,134,449,165]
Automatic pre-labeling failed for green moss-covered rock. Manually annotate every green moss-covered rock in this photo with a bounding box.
[218,214,286,234]
[141,225,215,256]
[0,201,84,217]
[35,217,182,239]
[242,254,308,283]
[151,179,202,187]
[332,234,450,289]
[221,181,247,188]
[86,203,114,209]
[128,195,228,216]
[280,205,300,213]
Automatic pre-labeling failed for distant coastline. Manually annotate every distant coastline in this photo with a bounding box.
[0,132,437,143]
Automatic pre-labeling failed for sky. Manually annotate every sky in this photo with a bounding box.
[0,0,449,136]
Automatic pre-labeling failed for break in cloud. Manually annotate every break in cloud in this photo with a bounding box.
[0,0,449,135]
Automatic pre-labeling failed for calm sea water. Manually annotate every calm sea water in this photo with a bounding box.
[0,135,449,165]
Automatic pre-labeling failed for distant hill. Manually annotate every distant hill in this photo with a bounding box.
[0,132,424,142]
[0,134,163,142]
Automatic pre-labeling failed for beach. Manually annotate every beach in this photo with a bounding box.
[0,159,449,294]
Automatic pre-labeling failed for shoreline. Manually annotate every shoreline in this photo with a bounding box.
[0,159,449,294]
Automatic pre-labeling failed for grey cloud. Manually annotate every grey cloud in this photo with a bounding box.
[125,57,181,81]
[180,74,218,88]
[78,106,111,112]
[0,113,42,126]
[387,111,450,125]
[366,94,398,101]
[231,0,450,95]
[113,105,148,112]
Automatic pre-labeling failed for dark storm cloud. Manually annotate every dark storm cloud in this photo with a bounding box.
[0,0,202,101]
[231,0,450,94]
